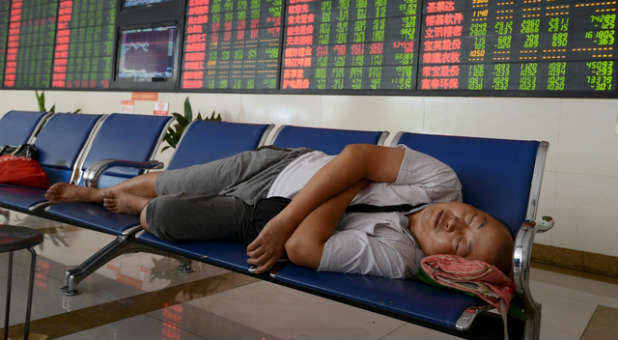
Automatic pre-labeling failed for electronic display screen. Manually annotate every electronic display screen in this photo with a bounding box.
[0,0,10,87]
[52,0,117,89]
[418,0,617,94]
[181,0,284,90]
[124,0,175,8]
[117,25,177,82]
[280,0,421,91]
[3,0,58,89]
[0,0,613,97]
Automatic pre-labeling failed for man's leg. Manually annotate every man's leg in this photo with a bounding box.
[103,190,152,215]
[139,193,252,243]
[45,147,280,204]
[46,147,302,205]
[156,147,300,198]
[45,172,159,204]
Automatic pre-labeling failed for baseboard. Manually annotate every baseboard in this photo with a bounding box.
[532,243,617,280]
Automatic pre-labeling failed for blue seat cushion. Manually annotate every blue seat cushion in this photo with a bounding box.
[137,232,250,273]
[0,111,48,146]
[46,203,140,234]
[35,113,102,183]
[80,114,170,179]
[273,264,484,330]
[0,184,47,212]
[169,121,271,170]
[273,126,385,155]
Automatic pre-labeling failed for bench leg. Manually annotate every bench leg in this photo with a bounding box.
[61,235,132,296]
[61,236,193,296]
[524,302,541,340]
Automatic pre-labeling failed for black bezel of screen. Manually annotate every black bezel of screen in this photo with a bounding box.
[112,0,185,90]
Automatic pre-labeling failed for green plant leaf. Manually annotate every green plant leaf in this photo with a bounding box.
[72,108,81,114]
[183,97,193,123]
[161,145,171,152]
[49,104,56,114]
[164,134,176,149]
[172,113,188,126]
[35,90,45,112]
[197,112,204,120]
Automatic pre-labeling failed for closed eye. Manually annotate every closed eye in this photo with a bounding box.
[477,216,487,229]
[456,239,465,256]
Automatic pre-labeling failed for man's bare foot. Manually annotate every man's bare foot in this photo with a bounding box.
[45,183,103,203]
[102,191,150,215]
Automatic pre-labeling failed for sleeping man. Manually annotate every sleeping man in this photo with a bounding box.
[45,144,514,277]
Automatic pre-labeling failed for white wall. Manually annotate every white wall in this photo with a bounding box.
[1,90,616,256]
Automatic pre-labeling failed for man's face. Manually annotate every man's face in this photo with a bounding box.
[409,202,513,265]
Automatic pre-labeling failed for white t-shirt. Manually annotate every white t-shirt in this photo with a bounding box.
[267,145,462,279]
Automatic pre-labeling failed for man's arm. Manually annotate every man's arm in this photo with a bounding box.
[284,180,368,268]
[247,144,404,273]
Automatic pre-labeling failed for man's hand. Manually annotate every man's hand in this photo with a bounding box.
[246,214,295,274]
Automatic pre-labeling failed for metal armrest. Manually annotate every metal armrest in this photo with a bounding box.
[83,159,164,188]
[513,216,554,340]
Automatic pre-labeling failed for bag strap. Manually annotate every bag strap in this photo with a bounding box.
[11,144,24,156]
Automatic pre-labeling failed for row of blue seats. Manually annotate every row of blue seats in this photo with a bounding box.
[0,110,550,339]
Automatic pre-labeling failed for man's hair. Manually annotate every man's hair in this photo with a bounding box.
[492,216,515,275]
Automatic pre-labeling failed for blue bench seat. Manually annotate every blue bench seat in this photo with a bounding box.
[0,113,102,213]
[46,202,141,234]
[44,114,172,231]
[137,232,250,272]
[272,125,388,154]
[0,111,550,339]
[0,110,50,146]
[272,264,482,330]
[57,120,274,295]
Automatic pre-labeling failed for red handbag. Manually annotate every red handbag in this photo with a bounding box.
[0,154,50,189]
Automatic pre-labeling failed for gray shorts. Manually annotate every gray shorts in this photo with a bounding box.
[155,146,311,203]
[146,146,311,242]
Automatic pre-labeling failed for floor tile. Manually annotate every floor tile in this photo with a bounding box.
[148,300,279,340]
[539,296,596,339]
[530,267,618,308]
[181,281,403,339]
[380,323,463,339]
[580,305,618,340]
[56,314,204,340]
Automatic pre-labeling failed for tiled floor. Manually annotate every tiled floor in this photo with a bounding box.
[0,212,616,340]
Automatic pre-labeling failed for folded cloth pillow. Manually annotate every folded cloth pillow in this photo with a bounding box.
[0,155,50,189]
[420,254,515,340]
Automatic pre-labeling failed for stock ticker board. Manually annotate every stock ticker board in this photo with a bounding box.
[281,0,421,91]
[0,0,615,97]
[181,0,284,90]
[418,0,617,94]
[52,0,116,89]
[0,1,10,85]
[4,0,58,88]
